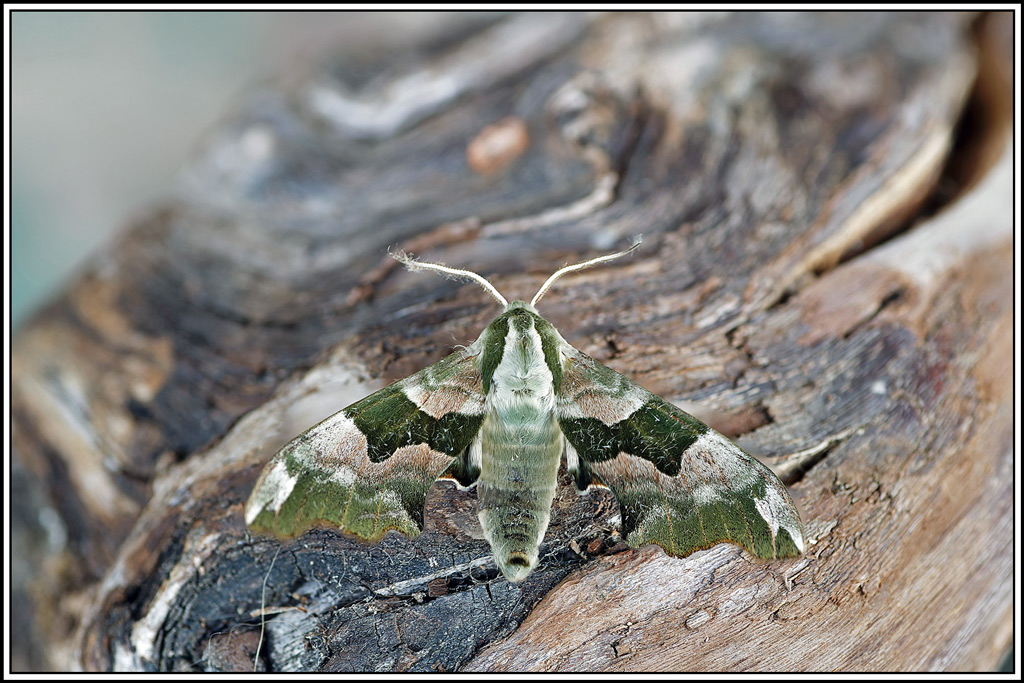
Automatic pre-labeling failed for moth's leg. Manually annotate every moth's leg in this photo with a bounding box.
[564,441,599,492]
[441,436,482,488]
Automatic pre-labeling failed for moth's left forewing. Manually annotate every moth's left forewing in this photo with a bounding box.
[246,346,486,542]
[556,344,805,561]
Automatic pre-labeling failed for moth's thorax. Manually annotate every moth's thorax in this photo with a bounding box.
[480,301,564,399]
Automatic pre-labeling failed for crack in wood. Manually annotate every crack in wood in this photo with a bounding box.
[774,427,857,486]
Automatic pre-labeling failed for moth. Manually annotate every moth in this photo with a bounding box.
[246,240,804,582]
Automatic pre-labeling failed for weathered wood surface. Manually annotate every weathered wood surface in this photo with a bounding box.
[11,11,1013,672]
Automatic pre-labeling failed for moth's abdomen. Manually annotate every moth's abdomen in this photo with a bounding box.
[477,407,562,582]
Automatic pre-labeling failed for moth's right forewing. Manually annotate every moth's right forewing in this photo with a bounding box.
[245,347,486,542]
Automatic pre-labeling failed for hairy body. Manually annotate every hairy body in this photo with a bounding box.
[477,305,564,580]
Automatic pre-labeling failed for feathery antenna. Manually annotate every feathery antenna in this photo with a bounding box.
[530,236,642,306]
[392,235,642,309]
[391,250,508,307]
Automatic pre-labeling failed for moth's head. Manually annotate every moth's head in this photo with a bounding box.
[500,299,538,317]
[390,236,641,310]
[484,300,547,348]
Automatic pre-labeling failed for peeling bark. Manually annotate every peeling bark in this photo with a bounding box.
[12,11,1012,672]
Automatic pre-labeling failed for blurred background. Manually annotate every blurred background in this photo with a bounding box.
[11,11,471,329]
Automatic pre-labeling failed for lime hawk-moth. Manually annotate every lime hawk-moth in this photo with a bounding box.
[246,240,804,582]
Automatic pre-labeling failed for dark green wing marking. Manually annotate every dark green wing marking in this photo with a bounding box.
[557,346,804,560]
[246,346,485,542]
